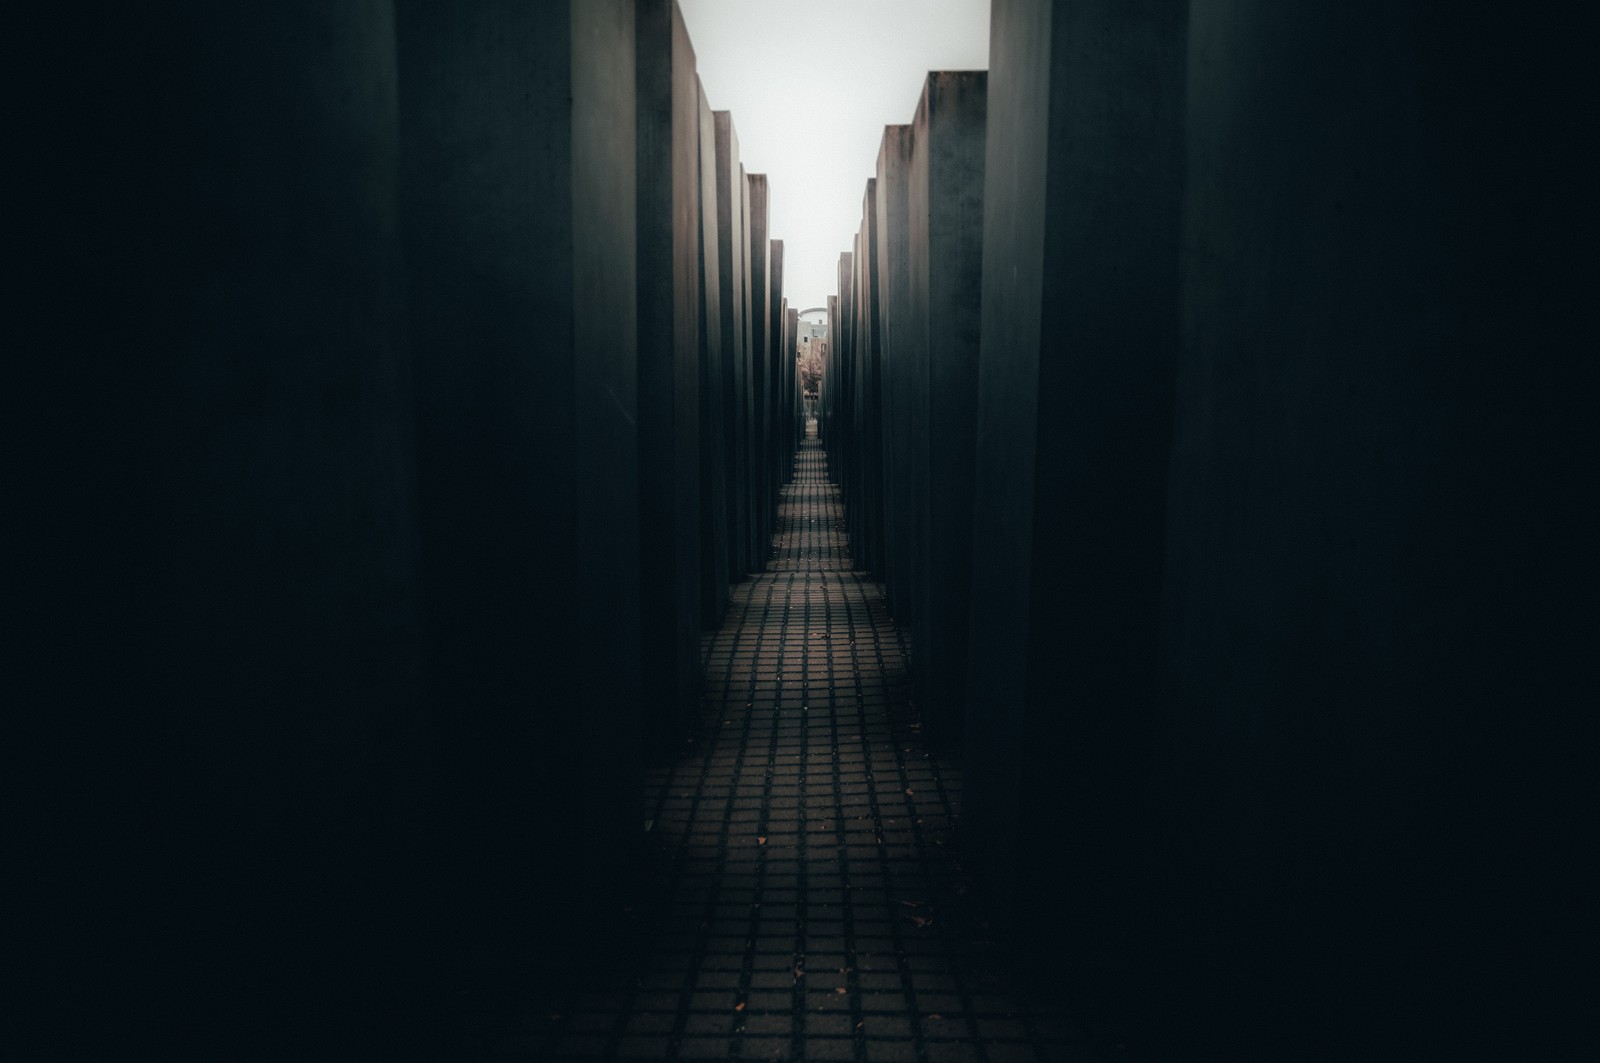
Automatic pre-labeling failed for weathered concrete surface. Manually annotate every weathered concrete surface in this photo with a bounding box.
[907,74,986,749]
[739,167,757,571]
[875,126,916,623]
[827,254,853,484]
[713,116,749,578]
[398,0,642,1040]
[823,292,841,449]
[844,229,863,551]
[636,0,701,748]
[747,176,771,568]
[767,237,786,528]
[785,304,801,476]
[852,184,885,575]
[696,81,729,627]
[963,0,1183,1047]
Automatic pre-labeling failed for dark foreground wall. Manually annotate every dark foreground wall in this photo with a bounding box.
[746,176,771,568]
[767,239,785,527]
[964,0,1186,1016]
[11,6,426,1057]
[636,0,702,747]
[961,1,1597,1059]
[714,115,751,579]
[907,72,986,748]
[876,126,915,623]
[1150,3,1597,1057]
[853,184,885,575]
[696,81,731,626]
[16,2,808,1056]
[398,0,643,1036]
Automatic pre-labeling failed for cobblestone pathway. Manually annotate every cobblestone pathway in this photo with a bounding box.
[482,424,1096,1062]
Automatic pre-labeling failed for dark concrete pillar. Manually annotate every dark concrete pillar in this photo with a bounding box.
[875,126,915,622]
[713,115,749,578]
[747,177,771,567]
[824,292,841,448]
[696,81,730,627]
[847,227,866,548]
[907,72,986,748]
[397,0,642,1018]
[636,0,701,748]
[17,6,427,1054]
[963,0,1185,1034]
[833,252,854,493]
[859,182,886,576]
[768,239,785,519]
[739,167,758,571]
[785,304,800,477]
[1151,3,1597,1057]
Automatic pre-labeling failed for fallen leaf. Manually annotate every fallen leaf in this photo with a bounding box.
[734,1002,746,1012]
[757,836,767,845]
[835,987,847,995]
[927,1013,943,1021]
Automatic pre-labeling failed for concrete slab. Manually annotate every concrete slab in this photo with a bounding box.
[962,0,1184,1043]
[875,125,915,622]
[747,175,771,568]
[739,167,757,571]
[908,73,986,749]
[767,237,785,526]
[397,0,643,1036]
[1153,5,1596,1056]
[713,116,748,578]
[696,80,729,627]
[636,0,702,748]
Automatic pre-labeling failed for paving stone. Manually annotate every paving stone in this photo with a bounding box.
[474,425,1096,1061]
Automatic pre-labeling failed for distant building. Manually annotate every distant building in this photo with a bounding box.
[797,308,827,398]
[796,308,828,353]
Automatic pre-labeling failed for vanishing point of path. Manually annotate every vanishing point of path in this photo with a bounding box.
[479,422,1100,1063]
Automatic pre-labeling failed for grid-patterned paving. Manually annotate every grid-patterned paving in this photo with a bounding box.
[484,423,1095,1062]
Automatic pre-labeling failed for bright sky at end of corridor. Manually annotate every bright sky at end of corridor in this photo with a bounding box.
[678,0,990,315]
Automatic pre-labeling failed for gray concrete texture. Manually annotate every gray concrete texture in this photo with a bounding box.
[852,185,886,576]
[906,73,986,750]
[746,175,771,569]
[739,167,758,571]
[785,304,801,476]
[823,292,841,452]
[695,78,730,627]
[767,238,786,523]
[875,126,916,624]
[830,79,985,753]
[400,0,645,1040]
[876,72,985,746]
[830,252,854,487]
[635,0,702,749]
[962,1,1186,1049]
[713,116,750,578]
[841,232,862,552]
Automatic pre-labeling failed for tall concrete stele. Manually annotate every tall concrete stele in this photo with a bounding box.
[11,1,806,1056]
[823,1,1597,1058]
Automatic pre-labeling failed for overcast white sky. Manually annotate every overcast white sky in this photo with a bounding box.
[679,0,991,313]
